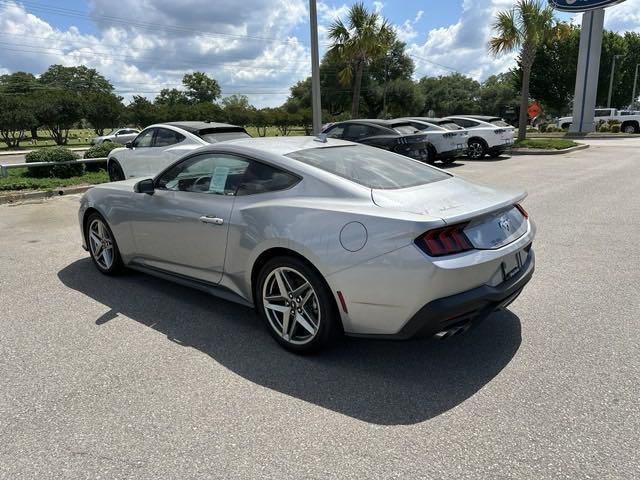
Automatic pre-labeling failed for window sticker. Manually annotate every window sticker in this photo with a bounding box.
[209,166,230,193]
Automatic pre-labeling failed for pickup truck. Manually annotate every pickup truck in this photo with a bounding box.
[557,108,640,133]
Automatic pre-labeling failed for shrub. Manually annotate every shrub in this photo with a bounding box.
[598,122,611,133]
[538,124,548,133]
[25,147,82,178]
[610,124,621,133]
[83,143,118,172]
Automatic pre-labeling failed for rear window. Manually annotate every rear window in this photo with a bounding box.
[198,129,251,143]
[392,124,419,135]
[286,145,450,190]
[490,119,511,127]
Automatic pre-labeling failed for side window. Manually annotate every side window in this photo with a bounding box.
[154,128,185,148]
[237,161,299,196]
[156,153,250,195]
[455,119,479,128]
[595,109,611,117]
[324,125,345,138]
[345,124,373,140]
[133,128,155,148]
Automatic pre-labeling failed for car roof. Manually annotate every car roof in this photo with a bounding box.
[223,136,355,155]
[447,115,502,122]
[408,117,448,123]
[161,121,243,133]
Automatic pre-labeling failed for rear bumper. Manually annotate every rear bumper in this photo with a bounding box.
[350,249,535,340]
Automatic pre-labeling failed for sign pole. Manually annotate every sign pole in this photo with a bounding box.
[309,0,322,135]
[569,8,605,133]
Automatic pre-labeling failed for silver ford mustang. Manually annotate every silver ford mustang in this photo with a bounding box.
[78,136,535,352]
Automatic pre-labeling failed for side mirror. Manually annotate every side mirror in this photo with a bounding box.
[135,178,155,195]
[125,142,133,149]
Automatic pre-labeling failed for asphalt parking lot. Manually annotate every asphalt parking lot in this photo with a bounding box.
[1,138,639,479]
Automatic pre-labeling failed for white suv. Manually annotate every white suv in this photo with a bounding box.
[444,116,515,159]
[107,122,250,181]
[396,117,469,164]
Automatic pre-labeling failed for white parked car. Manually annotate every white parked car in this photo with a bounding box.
[444,116,515,159]
[107,122,250,181]
[396,117,469,163]
[90,128,140,145]
[557,108,640,133]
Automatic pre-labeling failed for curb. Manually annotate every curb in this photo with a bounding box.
[511,144,590,156]
[528,134,637,140]
[0,185,92,205]
[0,147,90,157]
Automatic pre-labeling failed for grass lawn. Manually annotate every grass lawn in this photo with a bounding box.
[0,128,95,151]
[0,168,109,192]
[514,138,579,150]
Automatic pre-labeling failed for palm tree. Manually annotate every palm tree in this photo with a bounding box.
[327,2,394,118]
[489,0,568,140]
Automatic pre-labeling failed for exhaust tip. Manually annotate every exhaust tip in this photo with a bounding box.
[434,321,472,339]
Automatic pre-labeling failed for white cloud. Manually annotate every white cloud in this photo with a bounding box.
[408,0,515,80]
[0,0,310,107]
[604,0,640,32]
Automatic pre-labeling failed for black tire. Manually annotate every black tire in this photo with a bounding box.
[108,160,125,182]
[622,122,639,134]
[85,212,124,275]
[440,156,456,166]
[426,146,437,165]
[561,123,571,130]
[467,139,487,159]
[256,256,340,353]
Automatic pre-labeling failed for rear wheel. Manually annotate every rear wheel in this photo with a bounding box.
[256,256,340,353]
[467,139,486,159]
[440,157,456,166]
[85,213,124,275]
[108,160,125,182]
[622,122,639,134]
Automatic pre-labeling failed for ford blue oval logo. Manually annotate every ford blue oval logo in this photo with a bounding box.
[549,0,627,12]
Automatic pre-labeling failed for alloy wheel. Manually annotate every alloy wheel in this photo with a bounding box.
[88,218,115,270]
[468,142,484,159]
[262,267,320,345]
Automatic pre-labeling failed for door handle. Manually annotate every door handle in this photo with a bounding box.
[199,215,224,225]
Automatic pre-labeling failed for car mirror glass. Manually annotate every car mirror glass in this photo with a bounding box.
[125,142,133,149]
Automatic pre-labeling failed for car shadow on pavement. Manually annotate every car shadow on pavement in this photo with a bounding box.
[58,258,522,426]
[462,155,512,162]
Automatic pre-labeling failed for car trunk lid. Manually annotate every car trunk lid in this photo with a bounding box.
[371,177,528,249]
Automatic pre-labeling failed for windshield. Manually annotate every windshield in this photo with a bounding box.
[198,130,251,143]
[286,145,450,190]
[490,119,511,127]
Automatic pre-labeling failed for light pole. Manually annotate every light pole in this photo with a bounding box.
[309,0,322,135]
[632,63,640,107]
[607,54,623,108]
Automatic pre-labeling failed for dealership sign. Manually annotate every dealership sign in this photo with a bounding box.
[549,0,627,11]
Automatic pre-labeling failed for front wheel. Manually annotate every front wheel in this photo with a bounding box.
[467,139,486,159]
[86,213,124,275]
[256,257,340,353]
[108,161,125,182]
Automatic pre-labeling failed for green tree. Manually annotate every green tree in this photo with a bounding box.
[0,96,36,148]
[327,2,394,118]
[183,71,221,104]
[478,73,519,118]
[221,95,252,125]
[489,0,569,140]
[127,96,157,128]
[85,92,124,135]
[39,64,113,93]
[34,91,84,145]
[417,73,481,116]
[526,24,580,115]
[155,88,189,106]
[0,72,41,139]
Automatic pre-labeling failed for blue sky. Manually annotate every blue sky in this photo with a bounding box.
[0,0,638,106]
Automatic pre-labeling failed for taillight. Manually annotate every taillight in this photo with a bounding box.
[515,203,529,219]
[415,223,473,257]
